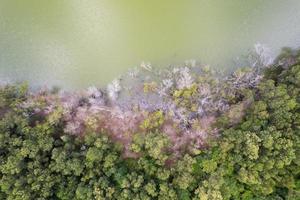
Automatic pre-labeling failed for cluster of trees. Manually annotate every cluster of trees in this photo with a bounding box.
[0,61,299,199]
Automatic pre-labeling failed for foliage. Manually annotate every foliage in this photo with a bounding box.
[0,53,300,199]
[140,111,165,131]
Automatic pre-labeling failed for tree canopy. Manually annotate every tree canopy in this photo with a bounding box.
[0,54,299,199]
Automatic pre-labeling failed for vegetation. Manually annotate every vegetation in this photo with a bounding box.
[0,49,300,199]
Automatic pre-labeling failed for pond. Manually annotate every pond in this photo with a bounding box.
[0,0,300,89]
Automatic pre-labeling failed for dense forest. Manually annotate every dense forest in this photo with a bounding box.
[0,48,299,200]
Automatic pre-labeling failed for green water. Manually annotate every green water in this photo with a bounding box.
[0,0,300,89]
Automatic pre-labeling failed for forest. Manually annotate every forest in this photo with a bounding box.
[0,48,299,200]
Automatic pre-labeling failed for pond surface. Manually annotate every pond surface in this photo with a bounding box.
[0,0,300,89]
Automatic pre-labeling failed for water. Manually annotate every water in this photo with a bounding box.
[0,0,300,89]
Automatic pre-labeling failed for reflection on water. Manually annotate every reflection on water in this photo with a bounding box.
[0,0,300,89]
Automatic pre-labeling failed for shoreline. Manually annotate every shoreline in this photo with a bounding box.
[2,46,298,158]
